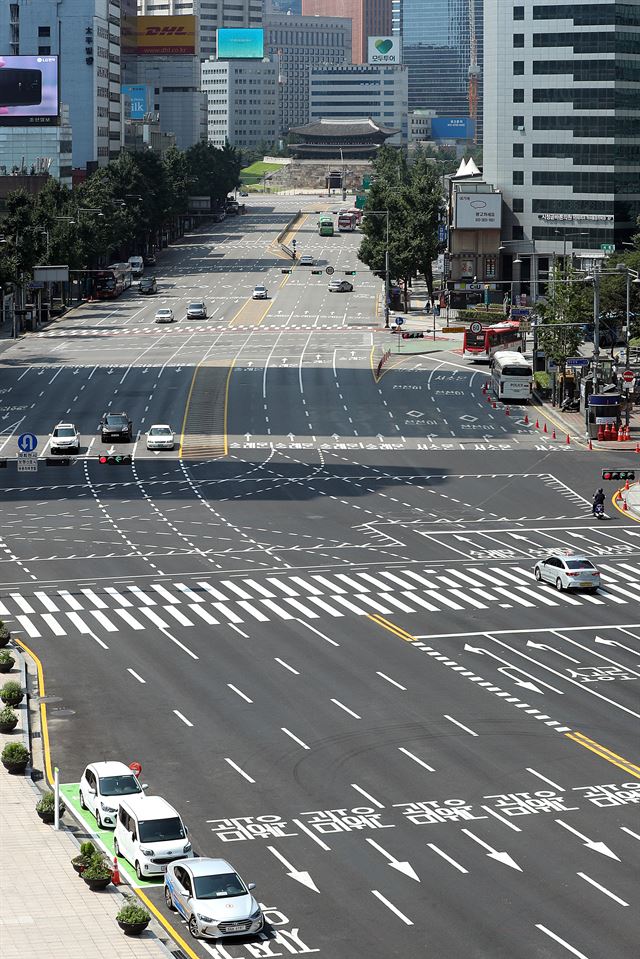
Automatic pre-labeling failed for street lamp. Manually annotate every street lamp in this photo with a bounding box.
[553,229,588,270]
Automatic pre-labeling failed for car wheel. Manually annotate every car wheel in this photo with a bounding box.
[96,809,104,829]
[165,886,176,911]
[534,568,542,581]
[136,861,144,881]
[555,578,564,592]
[79,790,87,810]
[188,916,201,940]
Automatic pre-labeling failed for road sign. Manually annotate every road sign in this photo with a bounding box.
[395,317,404,326]
[566,357,590,368]
[17,432,38,453]
[470,321,483,334]
[622,369,635,383]
[325,266,335,275]
[17,452,38,472]
[601,244,615,254]
[510,308,530,319]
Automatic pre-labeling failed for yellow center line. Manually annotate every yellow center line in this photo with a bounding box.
[565,731,640,779]
[367,613,417,642]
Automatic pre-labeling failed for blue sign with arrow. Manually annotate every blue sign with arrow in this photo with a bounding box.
[18,432,38,453]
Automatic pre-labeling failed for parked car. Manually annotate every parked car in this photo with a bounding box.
[79,761,146,829]
[50,422,80,455]
[328,279,353,293]
[143,253,157,266]
[533,553,601,591]
[165,858,263,940]
[114,794,193,880]
[139,276,157,294]
[186,300,207,319]
[100,412,133,442]
[252,285,268,300]
[155,308,174,324]
[128,256,144,279]
[147,425,175,450]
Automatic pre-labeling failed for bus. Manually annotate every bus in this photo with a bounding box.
[318,214,334,237]
[94,263,132,299]
[338,212,357,232]
[490,350,533,401]
[463,319,525,359]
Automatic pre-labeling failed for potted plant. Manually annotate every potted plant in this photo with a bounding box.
[0,681,23,707]
[1,741,30,774]
[116,896,151,936]
[0,650,15,674]
[0,620,10,648]
[81,853,113,891]
[71,841,97,875]
[0,706,18,733]
[36,791,66,824]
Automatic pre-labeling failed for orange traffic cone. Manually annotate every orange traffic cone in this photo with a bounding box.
[636,442,640,453]
[112,856,121,886]
[623,498,629,511]
[588,439,593,451]
[551,429,556,439]
[625,478,630,490]
[492,402,497,409]
[597,425,604,441]
[566,433,571,445]
[543,423,548,433]
[618,426,625,442]
[505,406,510,416]
[612,424,618,441]
[535,418,539,429]
[524,414,529,425]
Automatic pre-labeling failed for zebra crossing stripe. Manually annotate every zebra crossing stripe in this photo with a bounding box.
[42,613,66,636]
[90,610,118,632]
[114,608,145,630]
[188,603,219,625]
[139,607,170,629]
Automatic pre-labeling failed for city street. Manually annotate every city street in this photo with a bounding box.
[1,195,639,959]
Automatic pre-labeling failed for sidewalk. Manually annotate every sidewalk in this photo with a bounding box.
[0,651,172,959]
[625,482,640,520]
[532,394,640,451]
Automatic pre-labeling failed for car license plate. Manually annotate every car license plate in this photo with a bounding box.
[226,923,246,931]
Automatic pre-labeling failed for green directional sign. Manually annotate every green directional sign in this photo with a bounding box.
[355,195,367,209]
[600,244,615,253]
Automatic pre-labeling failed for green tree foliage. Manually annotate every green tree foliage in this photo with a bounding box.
[534,263,591,363]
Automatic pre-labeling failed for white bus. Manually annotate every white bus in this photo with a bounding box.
[491,350,533,401]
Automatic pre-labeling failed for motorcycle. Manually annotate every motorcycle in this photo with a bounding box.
[560,396,580,412]
[593,502,605,520]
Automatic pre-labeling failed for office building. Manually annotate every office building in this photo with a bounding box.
[264,14,352,133]
[301,0,391,64]
[266,0,302,12]
[134,58,207,149]
[137,0,263,60]
[309,63,408,145]
[0,106,73,188]
[201,58,278,149]
[483,0,640,266]
[0,0,122,170]
[399,0,483,139]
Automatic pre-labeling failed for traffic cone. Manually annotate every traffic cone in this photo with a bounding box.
[597,425,604,442]
[551,429,556,439]
[612,424,618,441]
[505,406,510,416]
[112,856,121,886]
[588,439,593,451]
[524,413,529,425]
[618,426,625,442]
[492,402,497,409]
[636,442,640,453]
[535,418,539,429]
[625,478,630,490]
[566,433,571,445]
[543,422,547,433]
[604,423,611,441]
[623,498,629,511]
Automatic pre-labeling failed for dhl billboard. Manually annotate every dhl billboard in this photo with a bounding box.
[131,15,197,56]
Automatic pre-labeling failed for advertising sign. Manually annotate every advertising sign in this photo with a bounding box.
[122,84,148,119]
[134,15,197,55]
[217,28,264,59]
[0,55,59,126]
[431,117,475,141]
[454,192,502,230]
[367,36,401,65]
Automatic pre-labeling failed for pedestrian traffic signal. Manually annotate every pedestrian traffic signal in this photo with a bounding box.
[344,270,357,275]
[311,269,322,275]
[281,268,292,274]
[45,457,72,466]
[602,469,635,481]
[98,454,132,465]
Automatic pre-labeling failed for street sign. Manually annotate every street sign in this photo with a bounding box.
[395,317,404,326]
[17,432,38,453]
[510,308,530,319]
[470,321,483,334]
[437,224,448,243]
[622,369,635,383]
[600,244,615,254]
[325,266,335,275]
[17,452,38,472]
[566,357,590,368]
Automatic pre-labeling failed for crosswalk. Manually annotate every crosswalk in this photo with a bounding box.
[2,561,640,639]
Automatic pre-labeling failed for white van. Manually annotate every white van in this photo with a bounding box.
[128,255,144,278]
[114,794,193,879]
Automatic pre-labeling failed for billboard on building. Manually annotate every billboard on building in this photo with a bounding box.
[431,117,475,140]
[134,15,197,55]
[454,192,502,230]
[368,36,402,65]
[122,85,148,119]
[217,28,265,59]
[0,55,59,126]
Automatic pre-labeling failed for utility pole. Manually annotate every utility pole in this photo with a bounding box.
[592,271,601,394]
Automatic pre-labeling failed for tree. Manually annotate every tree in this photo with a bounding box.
[534,263,591,366]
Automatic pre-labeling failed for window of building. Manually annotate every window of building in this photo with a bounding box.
[512,225,524,240]
[38,46,51,55]
[513,143,524,157]
[513,61,524,75]
[513,115,525,130]
[513,89,524,102]
[38,26,50,37]
[513,34,524,47]
[513,5,524,19]
[512,198,524,213]
[513,171,524,185]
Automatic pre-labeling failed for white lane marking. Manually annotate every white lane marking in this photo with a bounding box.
[621,826,640,841]
[298,620,340,646]
[261,598,294,620]
[376,671,407,691]
[138,606,169,629]
[42,613,66,636]
[198,581,230,602]
[242,578,275,598]
[114,608,145,631]
[11,594,35,614]
[16,615,41,638]
[281,727,309,750]
[398,747,434,772]
[89,610,118,633]
[306,596,344,617]
[221,579,253,600]
[128,585,156,606]
[80,588,108,609]
[351,784,384,808]
[188,603,219,625]
[577,872,628,906]
[371,890,413,926]
[175,582,204,603]
[163,605,194,627]
[104,586,132,607]
[151,583,180,604]
[237,600,269,622]
[225,758,255,783]
[275,657,299,675]
[173,710,193,727]
[127,668,146,684]
[481,805,523,832]
[158,625,199,661]
[332,699,361,719]
[229,624,249,638]
[427,843,469,873]
[444,714,478,737]
[292,818,331,851]
[526,767,564,790]
[58,589,83,611]
[227,683,253,704]
[536,925,592,959]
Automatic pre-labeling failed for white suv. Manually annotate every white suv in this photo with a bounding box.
[50,422,80,454]
[79,761,146,829]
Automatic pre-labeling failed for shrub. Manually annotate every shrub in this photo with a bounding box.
[2,742,29,766]
[534,371,552,391]
[0,706,18,728]
[0,621,10,646]
[0,681,23,706]
[80,841,97,859]
[0,650,15,668]
[82,853,112,880]
[116,896,151,924]
[36,791,66,815]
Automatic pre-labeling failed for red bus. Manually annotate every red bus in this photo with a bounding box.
[338,212,357,232]
[463,320,525,359]
[94,263,133,299]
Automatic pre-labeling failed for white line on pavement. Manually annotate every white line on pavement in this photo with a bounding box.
[293,818,331,851]
[376,671,407,690]
[578,873,629,906]
[275,657,300,675]
[127,668,146,684]
[173,710,193,727]
[331,699,361,719]
[371,890,413,925]
[351,784,384,808]
[281,727,309,750]
[444,714,478,737]
[427,843,469,873]
[227,683,253,703]
[536,925,592,959]
[225,758,255,783]
[526,767,564,790]
[398,747,435,772]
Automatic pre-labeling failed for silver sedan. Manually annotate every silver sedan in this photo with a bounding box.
[165,858,263,940]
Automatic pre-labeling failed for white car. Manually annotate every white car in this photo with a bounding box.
[534,553,601,591]
[186,300,207,319]
[147,425,175,450]
[50,422,80,454]
[155,308,174,324]
[252,285,268,299]
[165,858,263,940]
[79,761,146,829]
[299,255,314,266]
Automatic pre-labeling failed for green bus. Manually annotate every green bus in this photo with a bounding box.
[318,214,334,236]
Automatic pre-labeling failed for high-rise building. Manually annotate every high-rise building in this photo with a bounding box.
[0,0,122,170]
[483,0,640,261]
[266,0,302,13]
[264,14,352,133]
[301,0,391,64]
[202,58,279,149]
[309,63,408,145]
[137,0,263,61]
[399,0,483,140]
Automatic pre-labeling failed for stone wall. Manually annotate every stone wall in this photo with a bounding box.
[269,159,374,189]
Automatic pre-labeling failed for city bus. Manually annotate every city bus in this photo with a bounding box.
[94,263,133,299]
[463,319,525,359]
[490,350,533,401]
[318,214,334,236]
[338,211,357,232]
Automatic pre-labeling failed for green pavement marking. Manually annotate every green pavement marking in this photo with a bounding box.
[60,783,160,888]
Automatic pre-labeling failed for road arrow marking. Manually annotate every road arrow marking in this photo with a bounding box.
[497,666,544,694]
[555,820,620,860]
[594,637,638,657]
[365,838,420,881]
[244,432,252,441]
[267,846,319,892]
[464,644,561,694]
[462,829,522,871]
[526,641,580,663]
[287,432,295,441]
[107,446,115,455]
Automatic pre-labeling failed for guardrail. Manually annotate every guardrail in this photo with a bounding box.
[276,210,302,258]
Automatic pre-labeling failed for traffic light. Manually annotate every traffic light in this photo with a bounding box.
[344,270,357,276]
[602,469,635,481]
[98,454,132,465]
[46,457,72,466]
[311,269,322,275]
[281,268,292,274]
[291,239,296,248]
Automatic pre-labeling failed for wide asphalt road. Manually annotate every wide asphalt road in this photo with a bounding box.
[1,194,638,959]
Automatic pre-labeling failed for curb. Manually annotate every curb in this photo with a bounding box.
[612,481,640,523]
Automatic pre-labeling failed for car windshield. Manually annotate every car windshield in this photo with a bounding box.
[566,560,595,570]
[99,774,141,797]
[138,816,185,842]
[255,286,265,292]
[188,303,203,309]
[106,415,127,425]
[150,427,171,436]
[158,310,171,315]
[193,872,246,899]
[54,427,75,437]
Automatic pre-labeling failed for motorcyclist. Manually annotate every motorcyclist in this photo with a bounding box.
[592,488,606,516]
